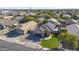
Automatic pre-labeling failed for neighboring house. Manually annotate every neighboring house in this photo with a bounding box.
[20,21,38,33]
[19,11,26,16]
[66,24,79,38]
[1,10,9,15]
[14,16,24,23]
[48,18,60,25]
[59,20,76,27]
[9,11,19,16]
[38,17,46,24]
[3,16,14,19]
[14,16,24,20]
[0,19,19,29]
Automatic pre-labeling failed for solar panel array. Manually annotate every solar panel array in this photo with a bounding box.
[34,21,57,34]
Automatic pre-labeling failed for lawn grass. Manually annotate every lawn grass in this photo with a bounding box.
[41,36,59,48]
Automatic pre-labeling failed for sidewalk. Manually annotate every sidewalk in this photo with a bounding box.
[16,39,42,49]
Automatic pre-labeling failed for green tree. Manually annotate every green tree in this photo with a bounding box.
[43,14,52,19]
[58,31,78,49]
[46,11,54,17]
[62,16,71,20]
[71,14,77,19]
[69,34,78,48]
[60,14,63,19]
[42,20,48,24]
[24,16,36,22]
[58,32,67,41]
[58,29,68,41]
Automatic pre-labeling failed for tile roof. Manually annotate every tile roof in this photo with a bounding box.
[0,19,19,26]
[66,24,79,37]
[21,21,37,32]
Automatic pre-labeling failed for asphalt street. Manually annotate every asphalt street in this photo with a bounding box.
[0,39,41,51]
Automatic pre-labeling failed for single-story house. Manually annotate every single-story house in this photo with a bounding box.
[1,10,9,15]
[14,16,24,20]
[59,20,76,27]
[66,24,79,38]
[14,16,24,23]
[0,19,19,29]
[9,11,19,16]
[33,21,59,37]
[48,18,60,25]
[27,21,59,42]
[37,17,46,25]
[3,16,14,19]
[20,21,38,33]
[19,11,26,16]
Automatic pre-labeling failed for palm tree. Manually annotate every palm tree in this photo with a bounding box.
[69,34,78,48]
[59,31,78,49]
[58,32,66,41]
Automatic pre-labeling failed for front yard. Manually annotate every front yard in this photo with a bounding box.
[40,34,59,48]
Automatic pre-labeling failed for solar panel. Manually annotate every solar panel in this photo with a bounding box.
[43,24,51,33]
[46,22,56,32]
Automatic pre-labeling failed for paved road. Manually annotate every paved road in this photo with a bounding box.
[0,36,42,50]
[0,39,41,51]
